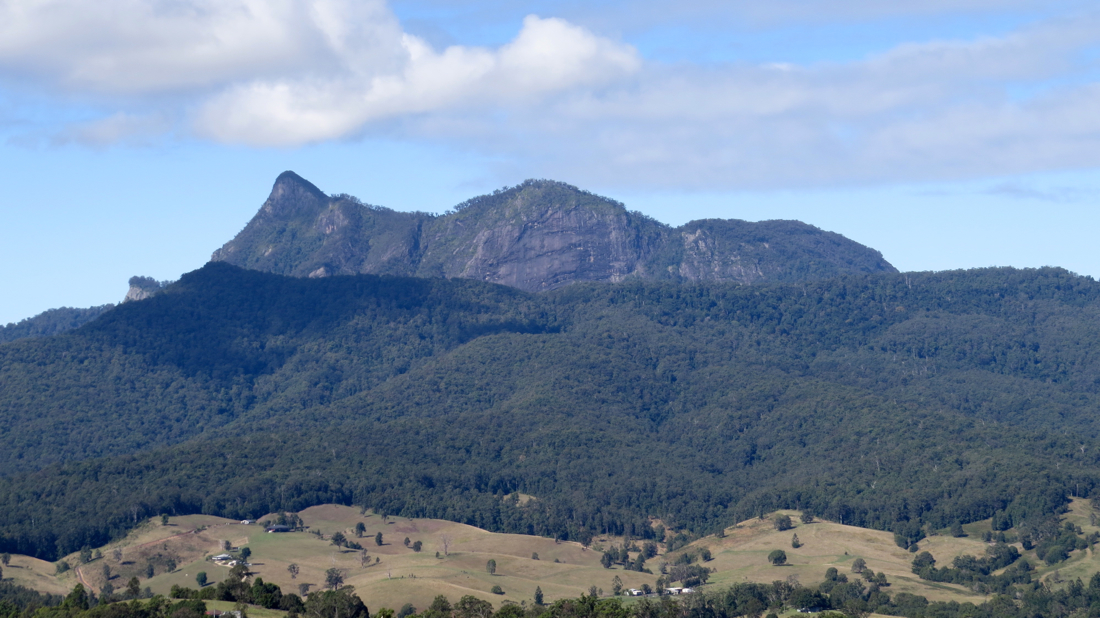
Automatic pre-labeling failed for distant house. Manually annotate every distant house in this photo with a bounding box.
[626,589,644,597]
[665,588,684,595]
[212,554,233,561]
[266,524,292,533]
[240,520,252,525]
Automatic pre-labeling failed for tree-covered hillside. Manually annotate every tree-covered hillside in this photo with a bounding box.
[0,305,113,344]
[2,263,1100,559]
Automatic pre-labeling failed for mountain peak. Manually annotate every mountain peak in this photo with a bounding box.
[273,170,326,200]
[212,173,896,290]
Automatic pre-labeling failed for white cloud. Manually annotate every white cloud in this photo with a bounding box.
[1,0,1099,189]
[192,14,640,145]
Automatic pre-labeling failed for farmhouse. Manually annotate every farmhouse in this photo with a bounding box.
[266,524,292,533]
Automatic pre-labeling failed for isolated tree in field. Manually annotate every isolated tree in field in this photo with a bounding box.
[404,537,410,547]
[360,551,369,567]
[800,512,814,524]
[1,553,9,566]
[331,532,346,548]
[601,552,613,568]
[0,565,3,581]
[700,548,712,561]
[240,547,251,562]
[287,563,299,579]
[165,558,177,572]
[375,532,383,546]
[611,575,623,596]
[102,564,111,581]
[161,514,169,526]
[298,583,311,597]
[773,515,793,531]
[768,550,787,566]
[355,522,365,538]
[223,540,232,551]
[534,586,544,606]
[112,548,123,563]
[412,541,422,552]
[791,534,801,549]
[325,567,345,590]
[851,558,866,573]
[951,522,966,537]
[486,559,496,575]
[126,577,140,598]
[145,563,154,578]
[80,546,93,564]
[531,552,539,560]
[439,534,452,556]
[196,572,208,587]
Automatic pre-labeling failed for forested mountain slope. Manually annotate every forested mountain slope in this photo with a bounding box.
[2,263,1100,560]
[0,305,113,344]
[211,172,895,290]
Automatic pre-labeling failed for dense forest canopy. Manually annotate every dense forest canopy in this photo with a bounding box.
[3,263,1100,559]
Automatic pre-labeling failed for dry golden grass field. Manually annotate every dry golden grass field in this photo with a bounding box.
[8,500,1100,615]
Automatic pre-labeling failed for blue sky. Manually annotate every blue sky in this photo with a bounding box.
[2,0,1100,325]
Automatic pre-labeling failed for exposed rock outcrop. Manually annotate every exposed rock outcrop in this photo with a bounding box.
[212,172,896,291]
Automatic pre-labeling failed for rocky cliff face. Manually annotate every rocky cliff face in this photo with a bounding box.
[212,172,896,291]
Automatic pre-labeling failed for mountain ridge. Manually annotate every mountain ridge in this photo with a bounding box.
[212,172,896,291]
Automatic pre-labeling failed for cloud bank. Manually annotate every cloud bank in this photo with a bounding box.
[1,0,1099,189]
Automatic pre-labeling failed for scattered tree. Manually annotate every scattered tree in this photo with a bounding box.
[534,586,544,606]
[112,548,123,563]
[166,558,177,572]
[55,561,71,575]
[223,540,232,551]
[145,563,154,578]
[404,537,411,547]
[700,548,712,561]
[791,534,801,549]
[196,572,208,587]
[240,547,252,562]
[601,552,613,568]
[1,553,10,566]
[161,514,169,526]
[773,515,793,531]
[800,512,814,524]
[588,586,599,598]
[287,563,299,579]
[611,575,623,596]
[490,585,503,595]
[298,583,311,597]
[79,546,93,564]
[324,568,345,591]
[331,532,346,548]
[397,604,416,618]
[951,522,966,537]
[439,534,452,556]
[768,550,787,566]
[486,559,496,575]
[354,522,365,538]
[851,558,866,573]
[375,532,383,546]
[412,541,422,552]
[102,564,111,581]
[531,552,539,560]
[126,577,140,598]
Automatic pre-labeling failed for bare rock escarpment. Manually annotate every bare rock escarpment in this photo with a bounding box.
[211,171,896,291]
